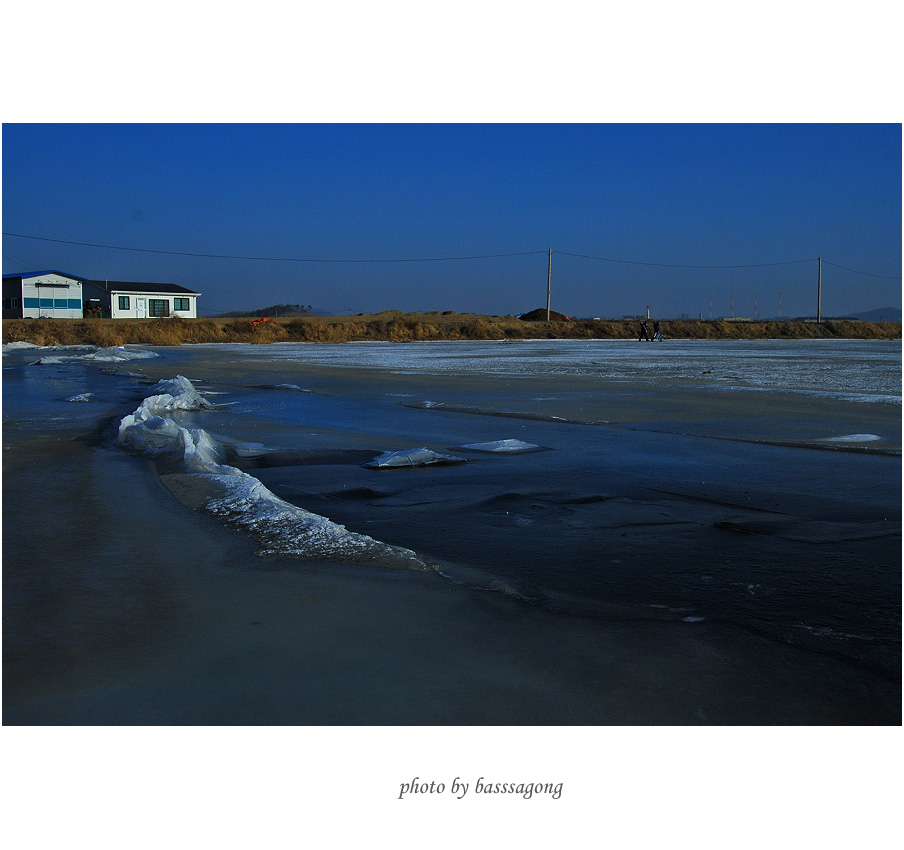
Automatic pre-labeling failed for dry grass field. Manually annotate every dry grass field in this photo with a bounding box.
[2,311,900,347]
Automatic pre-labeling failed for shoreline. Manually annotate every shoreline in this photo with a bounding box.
[3,313,901,347]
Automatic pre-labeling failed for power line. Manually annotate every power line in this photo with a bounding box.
[821,260,902,280]
[555,251,818,269]
[2,249,41,269]
[4,230,899,280]
[2,232,546,264]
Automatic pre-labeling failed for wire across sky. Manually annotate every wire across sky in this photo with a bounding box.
[4,231,898,280]
[3,124,900,317]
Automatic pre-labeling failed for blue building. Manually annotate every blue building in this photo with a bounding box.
[3,272,200,319]
[2,270,85,318]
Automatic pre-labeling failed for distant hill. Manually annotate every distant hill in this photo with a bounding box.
[215,303,313,318]
[843,307,902,322]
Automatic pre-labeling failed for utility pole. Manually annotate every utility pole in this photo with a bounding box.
[779,291,783,319]
[754,292,758,321]
[546,249,552,321]
[817,256,822,323]
[646,305,650,320]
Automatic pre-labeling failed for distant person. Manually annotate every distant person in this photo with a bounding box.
[652,320,663,341]
[638,320,649,341]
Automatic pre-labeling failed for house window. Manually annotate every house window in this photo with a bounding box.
[173,297,190,311]
[118,296,130,310]
[149,299,170,317]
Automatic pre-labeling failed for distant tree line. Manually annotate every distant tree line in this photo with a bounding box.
[216,304,313,318]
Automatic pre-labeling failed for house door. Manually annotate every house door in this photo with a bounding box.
[136,298,146,318]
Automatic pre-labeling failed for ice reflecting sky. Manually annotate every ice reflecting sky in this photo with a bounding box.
[193,339,902,401]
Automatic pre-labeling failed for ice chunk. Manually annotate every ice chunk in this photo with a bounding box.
[818,434,883,443]
[119,376,216,434]
[229,442,268,457]
[145,375,217,410]
[458,439,542,453]
[81,346,159,363]
[117,375,234,474]
[65,392,95,402]
[179,427,240,476]
[201,472,432,567]
[103,368,145,378]
[118,412,184,451]
[115,375,434,569]
[118,406,240,476]
[367,447,467,468]
[254,383,311,393]
[31,345,158,365]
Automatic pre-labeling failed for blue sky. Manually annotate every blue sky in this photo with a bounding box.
[3,123,900,318]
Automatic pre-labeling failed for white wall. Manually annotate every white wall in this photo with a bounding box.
[110,292,198,319]
[21,274,83,318]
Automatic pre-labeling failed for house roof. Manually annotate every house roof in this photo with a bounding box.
[3,272,200,296]
[3,270,86,281]
[87,280,200,295]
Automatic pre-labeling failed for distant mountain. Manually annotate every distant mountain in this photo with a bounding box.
[842,307,901,322]
[215,303,313,318]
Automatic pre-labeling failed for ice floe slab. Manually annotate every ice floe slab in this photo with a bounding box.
[458,439,543,453]
[817,434,883,443]
[65,393,95,402]
[229,441,270,457]
[31,345,159,365]
[251,382,312,393]
[83,346,158,362]
[367,447,467,468]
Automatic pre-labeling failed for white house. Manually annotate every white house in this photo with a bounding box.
[4,272,202,319]
[84,280,201,319]
[2,271,84,318]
